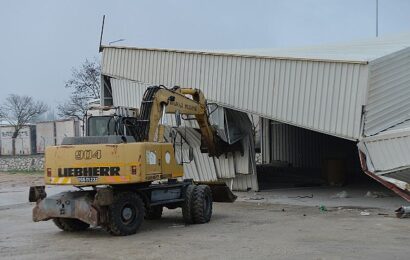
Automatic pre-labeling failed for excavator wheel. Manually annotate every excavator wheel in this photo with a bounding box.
[52,218,90,232]
[192,185,213,224]
[182,184,196,224]
[108,191,145,236]
[145,206,163,220]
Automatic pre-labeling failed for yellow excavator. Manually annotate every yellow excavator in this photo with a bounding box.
[29,86,238,236]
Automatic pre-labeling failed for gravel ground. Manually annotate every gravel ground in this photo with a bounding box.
[1,172,410,260]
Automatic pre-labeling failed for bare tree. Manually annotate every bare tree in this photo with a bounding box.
[57,94,89,121]
[57,58,101,120]
[0,94,47,155]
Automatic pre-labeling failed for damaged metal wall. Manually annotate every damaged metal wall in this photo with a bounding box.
[358,122,410,197]
[109,77,258,190]
[111,78,146,108]
[100,35,410,197]
[168,127,258,191]
[364,47,410,136]
[359,122,410,173]
[358,47,410,198]
[102,47,368,140]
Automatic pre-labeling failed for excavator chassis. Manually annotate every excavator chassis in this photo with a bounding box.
[30,180,233,236]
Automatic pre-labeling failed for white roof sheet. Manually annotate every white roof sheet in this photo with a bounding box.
[104,32,410,64]
[214,33,410,62]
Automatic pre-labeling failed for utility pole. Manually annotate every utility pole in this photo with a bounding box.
[376,0,379,37]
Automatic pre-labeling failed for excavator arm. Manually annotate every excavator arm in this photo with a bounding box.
[135,86,235,157]
[132,86,239,202]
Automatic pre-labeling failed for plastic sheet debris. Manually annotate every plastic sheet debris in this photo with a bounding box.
[288,194,313,199]
[245,197,264,201]
[360,211,370,216]
[365,191,391,198]
[331,191,349,199]
[395,206,410,218]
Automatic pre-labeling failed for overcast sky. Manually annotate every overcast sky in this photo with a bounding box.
[1,0,410,110]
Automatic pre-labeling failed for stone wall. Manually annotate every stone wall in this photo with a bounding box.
[0,155,44,172]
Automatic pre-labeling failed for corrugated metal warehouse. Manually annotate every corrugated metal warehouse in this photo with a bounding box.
[99,33,410,197]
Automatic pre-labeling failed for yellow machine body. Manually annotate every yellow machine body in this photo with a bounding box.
[44,142,183,186]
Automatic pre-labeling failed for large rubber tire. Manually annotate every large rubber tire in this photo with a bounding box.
[182,184,196,224]
[145,206,163,220]
[52,218,90,232]
[108,191,145,236]
[192,185,213,224]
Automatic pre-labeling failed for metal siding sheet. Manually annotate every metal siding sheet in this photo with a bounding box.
[164,126,256,187]
[228,173,259,191]
[179,128,218,182]
[365,47,410,136]
[102,48,368,140]
[111,79,147,108]
[360,125,410,173]
[383,169,410,186]
[213,154,236,179]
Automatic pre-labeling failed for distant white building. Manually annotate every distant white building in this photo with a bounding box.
[0,119,80,155]
[0,125,36,155]
[35,119,80,154]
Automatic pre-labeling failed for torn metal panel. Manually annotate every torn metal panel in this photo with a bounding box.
[213,154,236,179]
[358,126,410,173]
[207,104,253,145]
[208,104,226,141]
[364,47,410,136]
[178,127,218,182]
[358,151,410,202]
[164,125,258,190]
[224,174,259,192]
[234,135,257,175]
[224,108,252,144]
[358,121,410,200]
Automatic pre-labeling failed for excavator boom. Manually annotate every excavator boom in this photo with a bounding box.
[134,86,236,157]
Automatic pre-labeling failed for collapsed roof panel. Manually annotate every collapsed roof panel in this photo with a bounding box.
[101,46,369,140]
[364,47,410,136]
[358,120,410,199]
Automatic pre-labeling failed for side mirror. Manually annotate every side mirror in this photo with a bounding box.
[175,110,181,127]
[188,146,194,162]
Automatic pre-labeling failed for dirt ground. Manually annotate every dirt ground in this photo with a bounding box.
[0,172,44,187]
[1,172,410,260]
